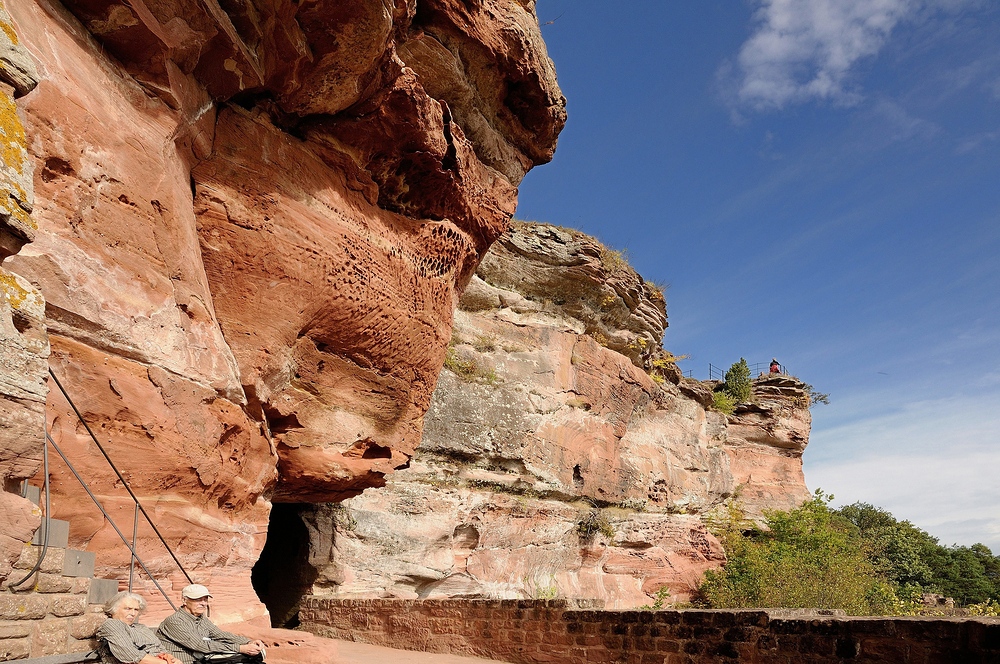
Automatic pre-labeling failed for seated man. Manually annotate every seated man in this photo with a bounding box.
[97,591,181,664]
[156,584,266,663]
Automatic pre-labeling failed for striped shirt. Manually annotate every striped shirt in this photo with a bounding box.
[156,609,250,664]
[96,619,166,664]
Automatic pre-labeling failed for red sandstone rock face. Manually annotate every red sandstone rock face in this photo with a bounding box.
[724,376,812,517]
[1,1,46,587]
[2,0,564,620]
[300,223,811,609]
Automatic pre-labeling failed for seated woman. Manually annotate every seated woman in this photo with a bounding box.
[97,591,181,664]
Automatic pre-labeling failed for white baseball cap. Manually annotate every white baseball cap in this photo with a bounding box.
[181,584,213,600]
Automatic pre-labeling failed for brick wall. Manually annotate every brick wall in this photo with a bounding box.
[0,548,103,660]
[300,598,1000,664]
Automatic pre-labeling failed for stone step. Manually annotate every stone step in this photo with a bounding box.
[31,519,69,548]
[62,549,95,578]
[87,578,119,606]
[23,482,41,506]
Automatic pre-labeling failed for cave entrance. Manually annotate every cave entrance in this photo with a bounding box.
[251,503,317,628]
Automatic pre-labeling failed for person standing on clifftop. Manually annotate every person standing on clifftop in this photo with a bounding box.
[156,585,266,663]
[770,359,781,374]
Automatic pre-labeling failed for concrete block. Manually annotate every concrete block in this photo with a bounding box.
[71,577,91,595]
[23,484,41,506]
[87,578,119,606]
[62,550,95,578]
[35,573,74,593]
[70,612,105,639]
[31,519,70,548]
[31,617,71,656]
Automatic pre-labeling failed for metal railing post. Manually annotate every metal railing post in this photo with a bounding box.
[129,503,138,593]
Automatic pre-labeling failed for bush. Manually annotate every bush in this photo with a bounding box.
[444,346,498,384]
[712,391,736,415]
[968,599,1000,616]
[599,246,630,273]
[639,586,671,610]
[723,358,752,403]
[698,491,901,615]
[577,510,615,541]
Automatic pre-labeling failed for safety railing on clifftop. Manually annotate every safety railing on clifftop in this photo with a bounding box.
[31,368,194,611]
[708,361,788,381]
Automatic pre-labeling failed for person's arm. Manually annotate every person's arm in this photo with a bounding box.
[98,620,153,664]
[200,620,262,657]
[201,618,251,652]
[158,613,247,655]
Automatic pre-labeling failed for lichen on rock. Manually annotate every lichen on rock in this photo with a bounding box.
[0,0,44,588]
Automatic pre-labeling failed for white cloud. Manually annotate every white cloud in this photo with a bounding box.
[805,392,1000,553]
[733,0,918,110]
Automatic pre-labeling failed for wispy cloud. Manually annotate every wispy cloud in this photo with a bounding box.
[730,0,919,110]
[806,391,1000,552]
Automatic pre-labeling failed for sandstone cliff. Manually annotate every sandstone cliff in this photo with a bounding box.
[0,0,812,629]
[1,0,564,621]
[1,0,46,589]
[268,222,812,617]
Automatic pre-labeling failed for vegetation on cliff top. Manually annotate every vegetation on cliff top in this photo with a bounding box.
[698,490,1000,615]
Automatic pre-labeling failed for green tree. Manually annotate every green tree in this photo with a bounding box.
[723,358,752,403]
[834,503,934,587]
[930,545,998,604]
[699,491,898,615]
[836,502,1000,604]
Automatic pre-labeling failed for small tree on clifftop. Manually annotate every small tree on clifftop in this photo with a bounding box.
[723,358,752,403]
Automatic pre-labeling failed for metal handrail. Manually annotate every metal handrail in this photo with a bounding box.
[44,431,179,611]
[708,363,726,381]
[45,367,193,606]
[708,361,790,381]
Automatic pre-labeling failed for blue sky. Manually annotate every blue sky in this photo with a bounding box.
[516,0,1000,552]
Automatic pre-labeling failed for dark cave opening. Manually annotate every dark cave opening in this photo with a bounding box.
[251,503,317,628]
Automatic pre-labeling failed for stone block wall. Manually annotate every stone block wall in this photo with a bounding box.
[0,547,103,660]
[300,598,1000,664]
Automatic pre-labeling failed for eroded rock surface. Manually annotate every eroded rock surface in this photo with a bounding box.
[0,1,45,587]
[726,375,812,517]
[293,223,812,611]
[2,0,563,620]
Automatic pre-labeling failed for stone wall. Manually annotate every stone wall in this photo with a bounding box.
[0,548,103,660]
[300,597,1000,664]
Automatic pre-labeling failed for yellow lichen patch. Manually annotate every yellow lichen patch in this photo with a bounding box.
[0,269,35,309]
[0,16,19,46]
[1,193,34,229]
[0,91,27,172]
